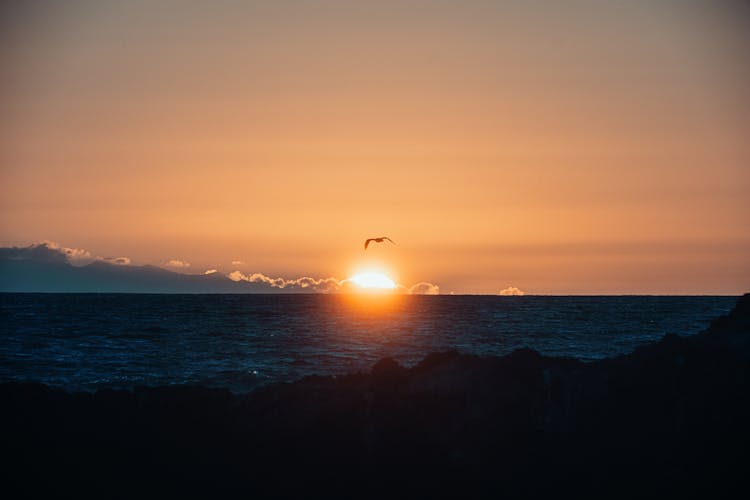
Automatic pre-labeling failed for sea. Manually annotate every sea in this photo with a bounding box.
[0,293,738,393]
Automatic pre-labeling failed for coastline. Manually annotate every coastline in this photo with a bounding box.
[2,294,748,498]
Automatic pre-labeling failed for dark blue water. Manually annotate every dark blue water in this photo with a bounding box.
[0,293,737,393]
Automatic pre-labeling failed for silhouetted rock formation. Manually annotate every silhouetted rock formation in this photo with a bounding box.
[3,295,749,499]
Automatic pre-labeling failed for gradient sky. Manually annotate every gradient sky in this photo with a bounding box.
[1,0,749,294]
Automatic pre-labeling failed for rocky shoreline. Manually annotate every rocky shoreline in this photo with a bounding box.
[3,294,749,498]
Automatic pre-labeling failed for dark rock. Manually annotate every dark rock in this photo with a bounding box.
[371,357,406,379]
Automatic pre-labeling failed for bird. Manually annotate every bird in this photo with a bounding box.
[364,237,395,250]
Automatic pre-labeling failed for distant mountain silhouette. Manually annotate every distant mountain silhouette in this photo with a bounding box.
[0,244,304,293]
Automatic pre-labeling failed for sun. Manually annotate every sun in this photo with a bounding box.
[348,272,397,290]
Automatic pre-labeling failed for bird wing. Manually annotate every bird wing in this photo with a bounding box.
[384,237,396,244]
[364,239,372,250]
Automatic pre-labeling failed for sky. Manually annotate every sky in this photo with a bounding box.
[1,0,749,294]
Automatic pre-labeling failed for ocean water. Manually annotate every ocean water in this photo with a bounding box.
[0,293,737,393]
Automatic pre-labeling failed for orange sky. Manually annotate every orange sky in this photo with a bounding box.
[1,0,749,294]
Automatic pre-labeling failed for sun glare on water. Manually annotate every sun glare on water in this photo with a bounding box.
[348,272,396,290]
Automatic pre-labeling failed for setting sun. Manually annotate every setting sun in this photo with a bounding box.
[348,272,397,290]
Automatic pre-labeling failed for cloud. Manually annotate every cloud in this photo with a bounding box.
[0,242,69,264]
[228,271,343,293]
[408,282,440,295]
[1,242,443,295]
[102,257,131,265]
[40,241,94,264]
[164,259,190,269]
[0,241,119,266]
[231,260,245,265]
[498,286,525,296]
[229,271,284,287]
[228,270,442,294]
[58,248,93,263]
[293,276,342,293]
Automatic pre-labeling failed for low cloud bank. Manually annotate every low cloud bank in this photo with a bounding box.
[0,241,115,266]
[498,286,525,296]
[1,242,442,294]
[228,271,342,293]
[43,241,94,263]
[229,271,441,295]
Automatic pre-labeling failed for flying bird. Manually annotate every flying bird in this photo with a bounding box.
[364,237,396,250]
